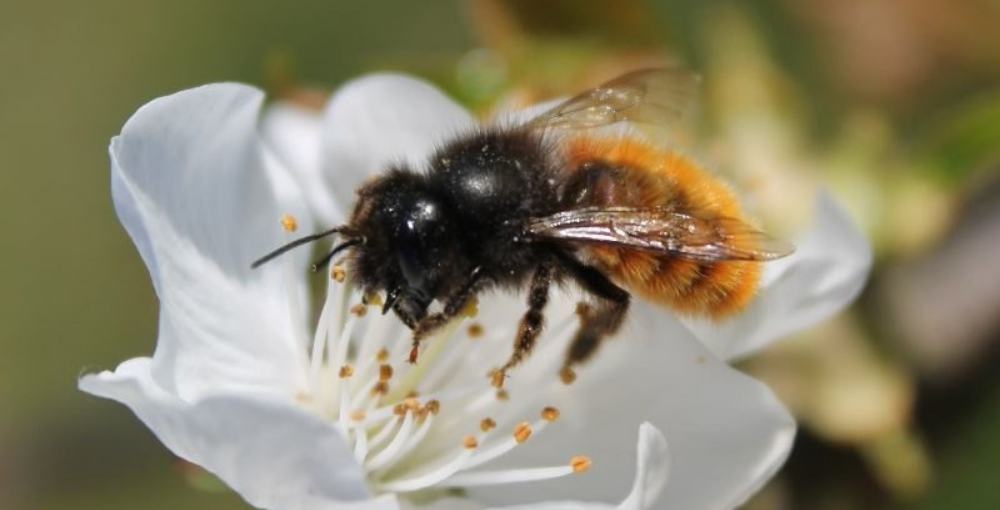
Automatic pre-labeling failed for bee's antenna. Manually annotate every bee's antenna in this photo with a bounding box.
[251,226,353,269]
[309,238,363,272]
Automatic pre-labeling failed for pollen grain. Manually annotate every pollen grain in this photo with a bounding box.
[423,399,441,415]
[370,381,390,397]
[280,214,298,232]
[480,417,497,432]
[490,369,507,388]
[559,367,577,385]
[467,322,484,338]
[513,422,532,443]
[331,265,346,282]
[570,455,593,473]
[541,406,560,421]
[379,364,394,382]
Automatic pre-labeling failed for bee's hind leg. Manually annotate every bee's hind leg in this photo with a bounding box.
[555,252,631,384]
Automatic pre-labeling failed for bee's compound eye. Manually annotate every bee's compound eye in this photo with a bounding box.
[396,196,454,297]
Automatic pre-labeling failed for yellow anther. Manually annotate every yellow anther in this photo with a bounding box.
[467,322,484,338]
[370,381,389,397]
[376,348,390,362]
[338,365,355,378]
[541,406,560,422]
[379,364,394,382]
[559,367,577,385]
[423,399,441,415]
[403,397,421,411]
[280,214,298,232]
[490,369,506,388]
[496,389,510,401]
[331,265,346,282]
[480,417,497,432]
[350,304,368,317]
[513,422,532,443]
[570,455,593,473]
[463,435,479,449]
[350,409,367,422]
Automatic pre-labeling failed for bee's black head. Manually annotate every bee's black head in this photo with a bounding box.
[347,168,469,326]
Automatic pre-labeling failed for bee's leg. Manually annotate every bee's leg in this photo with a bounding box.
[556,253,630,383]
[410,267,483,363]
[494,259,555,387]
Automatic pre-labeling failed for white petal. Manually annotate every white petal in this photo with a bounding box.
[113,83,314,280]
[259,102,339,223]
[318,73,476,224]
[111,83,314,399]
[685,191,873,361]
[470,301,794,510]
[78,358,399,510]
[616,423,670,510]
[457,424,668,510]
[399,498,483,510]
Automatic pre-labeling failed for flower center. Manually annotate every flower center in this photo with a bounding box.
[277,222,591,496]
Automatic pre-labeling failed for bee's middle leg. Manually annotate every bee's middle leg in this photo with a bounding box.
[495,259,555,387]
[556,252,630,383]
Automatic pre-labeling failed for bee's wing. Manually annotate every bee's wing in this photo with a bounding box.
[525,68,700,131]
[528,206,794,262]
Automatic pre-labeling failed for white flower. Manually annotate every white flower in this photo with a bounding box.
[79,74,870,510]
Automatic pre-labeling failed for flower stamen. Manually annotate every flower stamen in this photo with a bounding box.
[463,435,479,449]
[379,364,394,382]
[570,455,593,473]
[467,322,484,338]
[480,417,496,432]
[463,415,554,471]
[374,448,476,493]
[438,456,594,487]
[541,406,560,421]
[331,265,346,282]
[286,260,586,497]
[280,213,298,232]
[513,422,532,443]
[365,411,416,471]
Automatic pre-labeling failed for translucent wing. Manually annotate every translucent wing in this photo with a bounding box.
[528,206,794,262]
[525,67,700,131]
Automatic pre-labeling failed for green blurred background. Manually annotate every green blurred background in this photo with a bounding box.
[2,1,999,509]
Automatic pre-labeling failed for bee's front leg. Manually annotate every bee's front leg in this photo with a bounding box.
[409,267,483,363]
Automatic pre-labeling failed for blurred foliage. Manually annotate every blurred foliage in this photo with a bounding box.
[3,0,1000,509]
[918,90,1000,187]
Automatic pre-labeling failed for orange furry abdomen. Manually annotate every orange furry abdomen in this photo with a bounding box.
[564,135,762,319]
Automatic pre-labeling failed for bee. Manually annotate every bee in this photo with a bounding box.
[253,68,794,385]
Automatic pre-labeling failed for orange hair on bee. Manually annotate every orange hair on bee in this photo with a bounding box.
[563,135,762,319]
